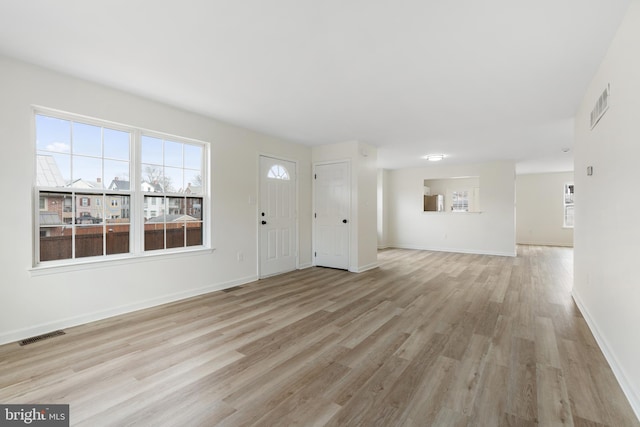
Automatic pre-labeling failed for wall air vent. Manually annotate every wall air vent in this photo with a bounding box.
[590,84,610,129]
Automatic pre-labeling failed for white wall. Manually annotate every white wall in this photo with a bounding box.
[387,161,516,256]
[516,172,574,247]
[377,169,390,248]
[573,0,640,417]
[312,141,378,272]
[0,55,312,344]
[356,143,378,270]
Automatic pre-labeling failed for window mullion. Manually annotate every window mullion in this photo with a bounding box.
[132,129,142,254]
[69,121,75,260]
[101,194,106,256]
[101,127,106,257]
[33,189,41,266]
[163,196,167,250]
[71,190,76,260]
[183,197,187,247]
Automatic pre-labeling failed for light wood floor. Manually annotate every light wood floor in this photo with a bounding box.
[1,246,638,426]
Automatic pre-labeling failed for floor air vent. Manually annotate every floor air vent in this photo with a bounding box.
[19,330,66,346]
[222,286,243,293]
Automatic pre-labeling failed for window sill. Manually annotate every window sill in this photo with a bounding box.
[29,247,216,277]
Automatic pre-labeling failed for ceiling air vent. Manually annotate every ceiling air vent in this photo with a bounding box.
[590,84,610,130]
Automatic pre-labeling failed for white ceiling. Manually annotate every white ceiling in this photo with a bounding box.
[0,1,630,172]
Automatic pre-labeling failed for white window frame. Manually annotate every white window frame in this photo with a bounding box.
[32,107,211,271]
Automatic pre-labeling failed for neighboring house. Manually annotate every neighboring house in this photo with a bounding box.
[68,178,103,190]
[108,178,130,191]
[140,180,163,193]
[106,196,130,221]
[106,178,130,220]
[67,178,104,222]
[38,211,64,237]
[109,178,161,220]
[36,155,69,225]
[184,183,202,195]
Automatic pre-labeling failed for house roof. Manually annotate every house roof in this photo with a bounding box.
[108,179,165,192]
[68,179,104,189]
[141,181,164,192]
[185,185,203,195]
[39,211,63,226]
[36,155,66,187]
[146,214,198,223]
[109,179,131,191]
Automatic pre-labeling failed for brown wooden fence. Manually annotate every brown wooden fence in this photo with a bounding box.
[40,227,202,261]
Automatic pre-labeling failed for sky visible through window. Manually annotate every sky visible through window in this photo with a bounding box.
[36,114,202,192]
[36,115,130,188]
[141,135,202,193]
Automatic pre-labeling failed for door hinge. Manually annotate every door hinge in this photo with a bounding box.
[314,213,316,218]
[314,173,317,179]
[314,252,317,257]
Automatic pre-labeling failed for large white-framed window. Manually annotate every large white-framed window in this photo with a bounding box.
[140,134,204,251]
[34,108,209,266]
[563,183,574,228]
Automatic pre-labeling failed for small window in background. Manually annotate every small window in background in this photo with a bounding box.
[564,183,574,228]
[451,190,469,212]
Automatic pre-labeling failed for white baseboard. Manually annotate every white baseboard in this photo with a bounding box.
[572,289,640,421]
[350,262,379,273]
[517,241,573,247]
[377,245,390,250]
[390,244,516,257]
[298,262,313,270]
[0,275,258,346]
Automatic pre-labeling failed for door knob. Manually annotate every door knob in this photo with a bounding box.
[261,220,267,225]
[342,219,348,224]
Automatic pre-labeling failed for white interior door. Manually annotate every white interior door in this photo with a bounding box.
[314,162,350,270]
[259,156,297,277]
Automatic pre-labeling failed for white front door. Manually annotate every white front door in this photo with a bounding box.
[259,156,297,277]
[314,161,350,270]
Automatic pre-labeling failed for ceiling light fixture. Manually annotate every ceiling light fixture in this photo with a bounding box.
[423,154,446,162]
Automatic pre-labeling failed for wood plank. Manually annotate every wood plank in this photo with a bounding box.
[537,364,574,427]
[535,316,563,368]
[0,246,636,426]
